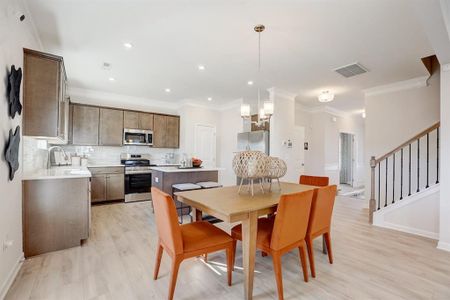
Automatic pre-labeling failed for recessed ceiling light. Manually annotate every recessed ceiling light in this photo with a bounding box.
[207,97,212,101]
[165,88,171,93]
[108,77,115,81]
[123,42,133,49]
[247,80,254,85]
[362,111,366,118]
[198,65,205,71]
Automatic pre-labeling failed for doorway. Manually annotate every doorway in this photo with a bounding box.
[339,132,354,187]
[194,124,216,168]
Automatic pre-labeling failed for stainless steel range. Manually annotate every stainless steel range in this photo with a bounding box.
[121,154,155,202]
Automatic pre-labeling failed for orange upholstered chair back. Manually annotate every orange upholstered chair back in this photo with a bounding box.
[151,187,183,256]
[270,190,314,251]
[307,185,337,236]
[299,175,329,187]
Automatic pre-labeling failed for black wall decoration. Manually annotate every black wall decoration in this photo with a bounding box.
[5,126,21,180]
[7,65,23,118]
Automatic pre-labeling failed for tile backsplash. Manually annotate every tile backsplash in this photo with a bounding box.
[23,137,180,173]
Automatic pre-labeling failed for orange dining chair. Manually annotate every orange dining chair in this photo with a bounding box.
[231,190,314,300]
[299,175,329,187]
[151,187,234,300]
[305,185,337,278]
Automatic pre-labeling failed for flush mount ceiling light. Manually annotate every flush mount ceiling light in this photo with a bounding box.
[241,25,274,127]
[123,42,133,49]
[165,88,171,93]
[108,77,115,81]
[362,111,366,118]
[198,65,205,71]
[207,97,212,101]
[318,90,335,103]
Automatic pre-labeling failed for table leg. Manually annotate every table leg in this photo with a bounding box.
[242,211,258,300]
[192,208,203,222]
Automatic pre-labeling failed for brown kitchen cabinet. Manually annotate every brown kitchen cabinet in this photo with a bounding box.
[99,108,124,146]
[23,48,69,143]
[153,114,180,148]
[89,167,125,203]
[23,178,90,257]
[124,111,154,130]
[71,104,99,145]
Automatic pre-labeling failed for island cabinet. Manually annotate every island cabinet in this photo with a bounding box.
[153,115,180,148]
[124,111,154,130]
[23,178,90,258]
[23,48,69,143]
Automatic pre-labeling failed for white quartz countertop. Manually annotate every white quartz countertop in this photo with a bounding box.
[23,167,92,180]
[150,166,224,173]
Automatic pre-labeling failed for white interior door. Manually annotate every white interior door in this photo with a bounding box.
[194,124,216,167]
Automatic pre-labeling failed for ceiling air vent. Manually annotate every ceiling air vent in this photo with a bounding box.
[334,62,368,78]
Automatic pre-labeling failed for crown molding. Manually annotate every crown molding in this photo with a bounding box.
[267,87,297,100]
[363,76,429,97]
[302,105,349,117]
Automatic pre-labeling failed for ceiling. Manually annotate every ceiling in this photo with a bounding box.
[24,0,434,112]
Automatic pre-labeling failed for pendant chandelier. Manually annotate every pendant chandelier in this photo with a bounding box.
[241,24,274,126]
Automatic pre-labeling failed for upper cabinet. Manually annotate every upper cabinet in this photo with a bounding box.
[153,115,179,148]
[99,108,123,146]
[124,111,154,130]
[71,104,99,145]
[23,49,69,143]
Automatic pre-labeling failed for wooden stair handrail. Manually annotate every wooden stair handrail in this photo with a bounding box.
[374,122,440,164]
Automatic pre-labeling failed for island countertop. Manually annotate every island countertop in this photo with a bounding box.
[150,166,224,173]
[23,166,92,180]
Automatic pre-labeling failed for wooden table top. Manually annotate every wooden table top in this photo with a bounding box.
[175,182,316,223]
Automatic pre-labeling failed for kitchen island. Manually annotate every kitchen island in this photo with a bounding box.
[151,166,223,196]
[22,167,92,257]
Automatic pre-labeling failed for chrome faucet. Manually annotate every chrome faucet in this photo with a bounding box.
[47,146,69,169]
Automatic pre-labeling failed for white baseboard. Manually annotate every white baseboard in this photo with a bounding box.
[0,253,24,300]
[437,241,450,252]
[376,221,439,240]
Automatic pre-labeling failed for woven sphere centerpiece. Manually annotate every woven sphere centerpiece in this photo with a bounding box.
[266,157,287,180]
[233,151,268,179]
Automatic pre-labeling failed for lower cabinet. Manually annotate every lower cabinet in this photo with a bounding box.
[23,178,90,258]
[89,167,125,203]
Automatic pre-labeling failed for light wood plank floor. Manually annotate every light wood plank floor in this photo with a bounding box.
[6,196,450,300]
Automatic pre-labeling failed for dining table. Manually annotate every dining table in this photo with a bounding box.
[175,182,317,300]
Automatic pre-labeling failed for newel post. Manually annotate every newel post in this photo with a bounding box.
[369,156,377,224]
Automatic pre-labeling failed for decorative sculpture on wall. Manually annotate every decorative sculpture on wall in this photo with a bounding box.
[7,65,23,118]
[5,126,21,180]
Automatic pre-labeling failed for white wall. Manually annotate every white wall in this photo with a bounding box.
[0,1,41,297]
[439,64,450,250]
[364,69,441,201]
[295,105,365,187]
[217,104,243,186]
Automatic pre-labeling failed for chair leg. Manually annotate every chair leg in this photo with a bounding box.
[226,246,233,286]
[204,253,208,262]
[298,243,309,282]
[232,240,237,271]
[324,232,334,264]
[262,251,268,257]
[168,256,182,300]
[305,237,316,278]
[272,253,284,300]
[153,242,164,280]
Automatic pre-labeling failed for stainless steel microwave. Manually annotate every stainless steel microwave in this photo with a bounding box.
[123,129,153,146]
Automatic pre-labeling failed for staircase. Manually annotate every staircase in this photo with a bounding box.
[369,122,440,237]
